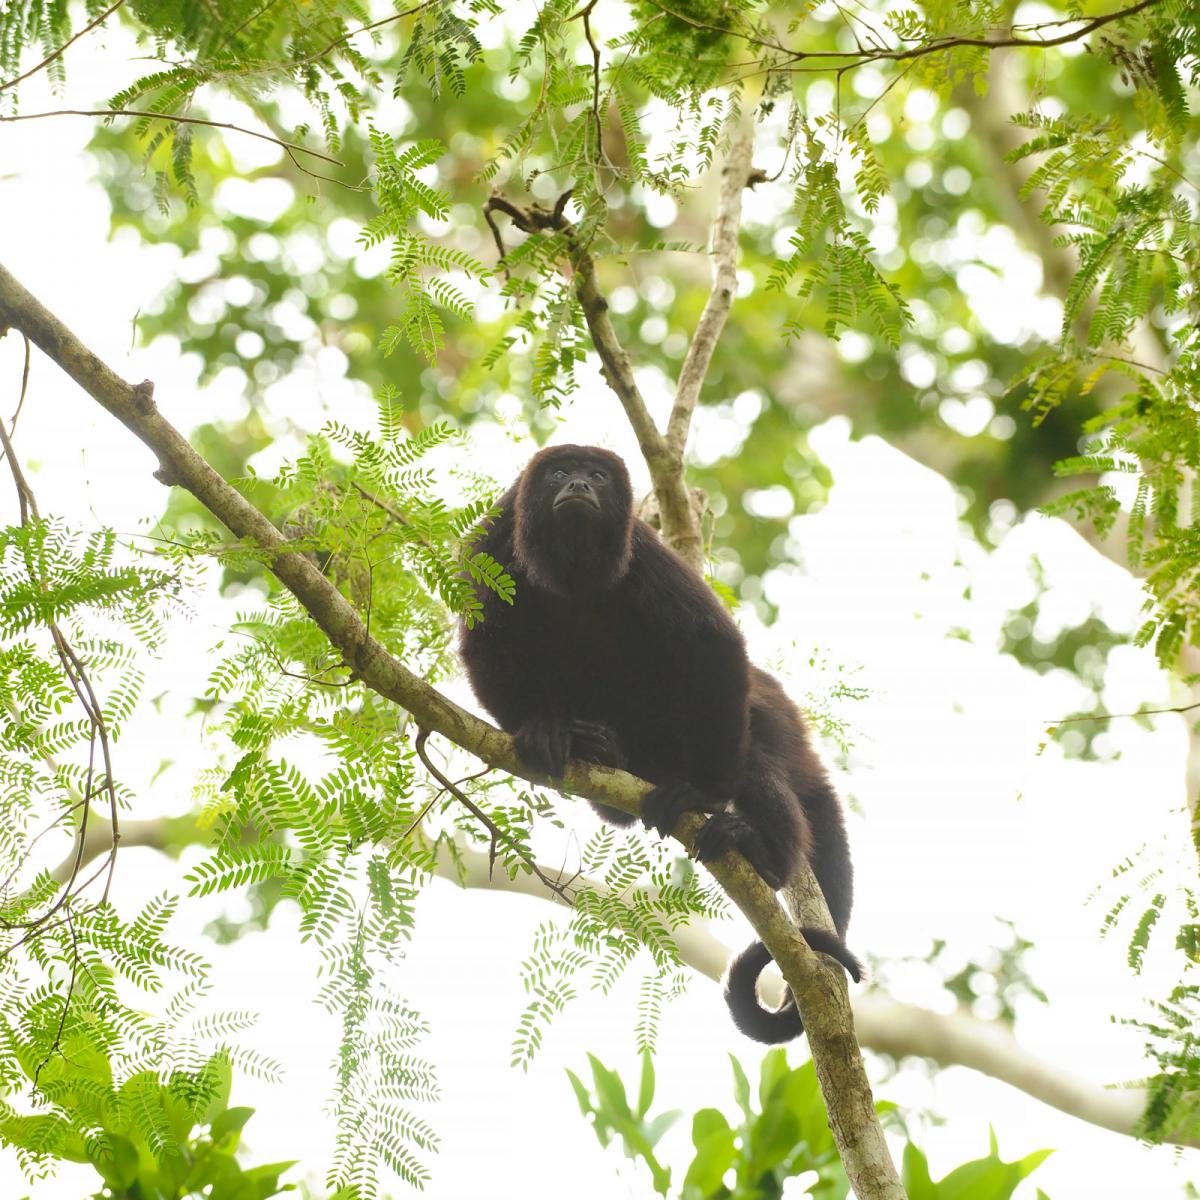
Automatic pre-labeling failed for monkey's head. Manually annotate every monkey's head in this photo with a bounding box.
[513,445,634,596]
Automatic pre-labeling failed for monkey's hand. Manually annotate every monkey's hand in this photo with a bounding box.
[568,720,626,770]
[642,781,727,840]
[692,812,786,890]
[513,715,574,779]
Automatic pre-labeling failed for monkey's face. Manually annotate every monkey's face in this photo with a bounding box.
[547,459,612,516]
[514,445,634,595]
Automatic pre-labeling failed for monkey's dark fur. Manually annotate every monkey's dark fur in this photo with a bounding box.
[459,445,860,1041]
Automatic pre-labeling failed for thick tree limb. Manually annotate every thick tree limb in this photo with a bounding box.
[0,259,904,1200]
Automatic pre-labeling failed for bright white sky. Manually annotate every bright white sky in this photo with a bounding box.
[2,20,1198,1200]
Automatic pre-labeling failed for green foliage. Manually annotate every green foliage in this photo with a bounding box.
[1089,832,1200,1140]
[513,832,723,1067]
[0,519,250,1196]
[1006,8,1200,672]
[567,1052,679,1195]
[1,1050,295,1200]
[570,1048,1052,1199]
[901,1131,1052,1200]
[1126,983,1200,1141]
[770,114,911,347]
[365,134,490,361]
[6,0,1200,1191]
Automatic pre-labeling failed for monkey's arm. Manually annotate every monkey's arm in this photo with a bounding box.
[459,615,574,777]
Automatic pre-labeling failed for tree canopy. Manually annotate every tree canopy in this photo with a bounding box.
[0,1,1198,1197]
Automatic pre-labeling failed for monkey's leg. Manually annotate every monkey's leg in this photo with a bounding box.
[642,781,727,840]
[692,756,809,891]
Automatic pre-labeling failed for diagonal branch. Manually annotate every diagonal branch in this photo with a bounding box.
[484,194,666,465]
[0,258,903,1199]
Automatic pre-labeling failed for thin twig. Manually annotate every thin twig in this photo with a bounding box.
[0,372,120,930]
[0,0,127,94]
[0,109,344,166]
[291,0,441,71]
[483,193,669,470]
[33,909,82,1088]
[652,0,1161,70]
[398,763,494,842]
[414,729,575,900]
[11,334,30,431]
[1052,700,1200,725]
[569,0,605,164]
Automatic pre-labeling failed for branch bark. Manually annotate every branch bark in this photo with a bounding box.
[667,119,755,460]
[0,259,904,1200]
[442,839,1196,1147]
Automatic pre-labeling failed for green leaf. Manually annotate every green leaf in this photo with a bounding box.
[636,1049,656,1118]
[683,1108,737,1196]
[566,1068,593,1117]
[211,1105,256,1148]
[728,1054,752,1119]
[85,1133,140,1189]
[903,1142,938,1200]
[587,1053,632,1120]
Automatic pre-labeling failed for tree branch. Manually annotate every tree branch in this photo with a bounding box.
[60,805,1189,1150]
[485,194,668,459]
[649,0,1163,79]
[484,129,763,576]
[0,0,127,94]
[668,122,756,459]
[0,109,344,167]
[660,118,762,568]
[440,838,1198,1148]
[0,258,903,1199]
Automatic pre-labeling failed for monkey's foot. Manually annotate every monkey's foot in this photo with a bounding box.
[692,812,786,890]
[642,781,725,840]
[570,720,625,770]
[514,715,572,779]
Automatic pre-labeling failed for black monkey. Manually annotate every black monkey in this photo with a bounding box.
[459,444,860,1041]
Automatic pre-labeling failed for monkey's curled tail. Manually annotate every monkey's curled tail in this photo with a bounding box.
[723,931,864,1043]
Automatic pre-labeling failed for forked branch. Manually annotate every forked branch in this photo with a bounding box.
[485,123,763,573]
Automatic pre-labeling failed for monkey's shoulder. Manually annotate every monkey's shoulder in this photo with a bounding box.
[623,521,741,639]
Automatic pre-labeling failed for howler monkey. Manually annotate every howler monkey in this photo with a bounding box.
[459,444,860,1041]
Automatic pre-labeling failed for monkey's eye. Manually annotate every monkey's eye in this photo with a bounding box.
[590,471,607,482]
[551,469,568,481]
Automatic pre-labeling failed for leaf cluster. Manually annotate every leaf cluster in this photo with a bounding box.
[513,828,725,1068]
[569,1047,1053,1199]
